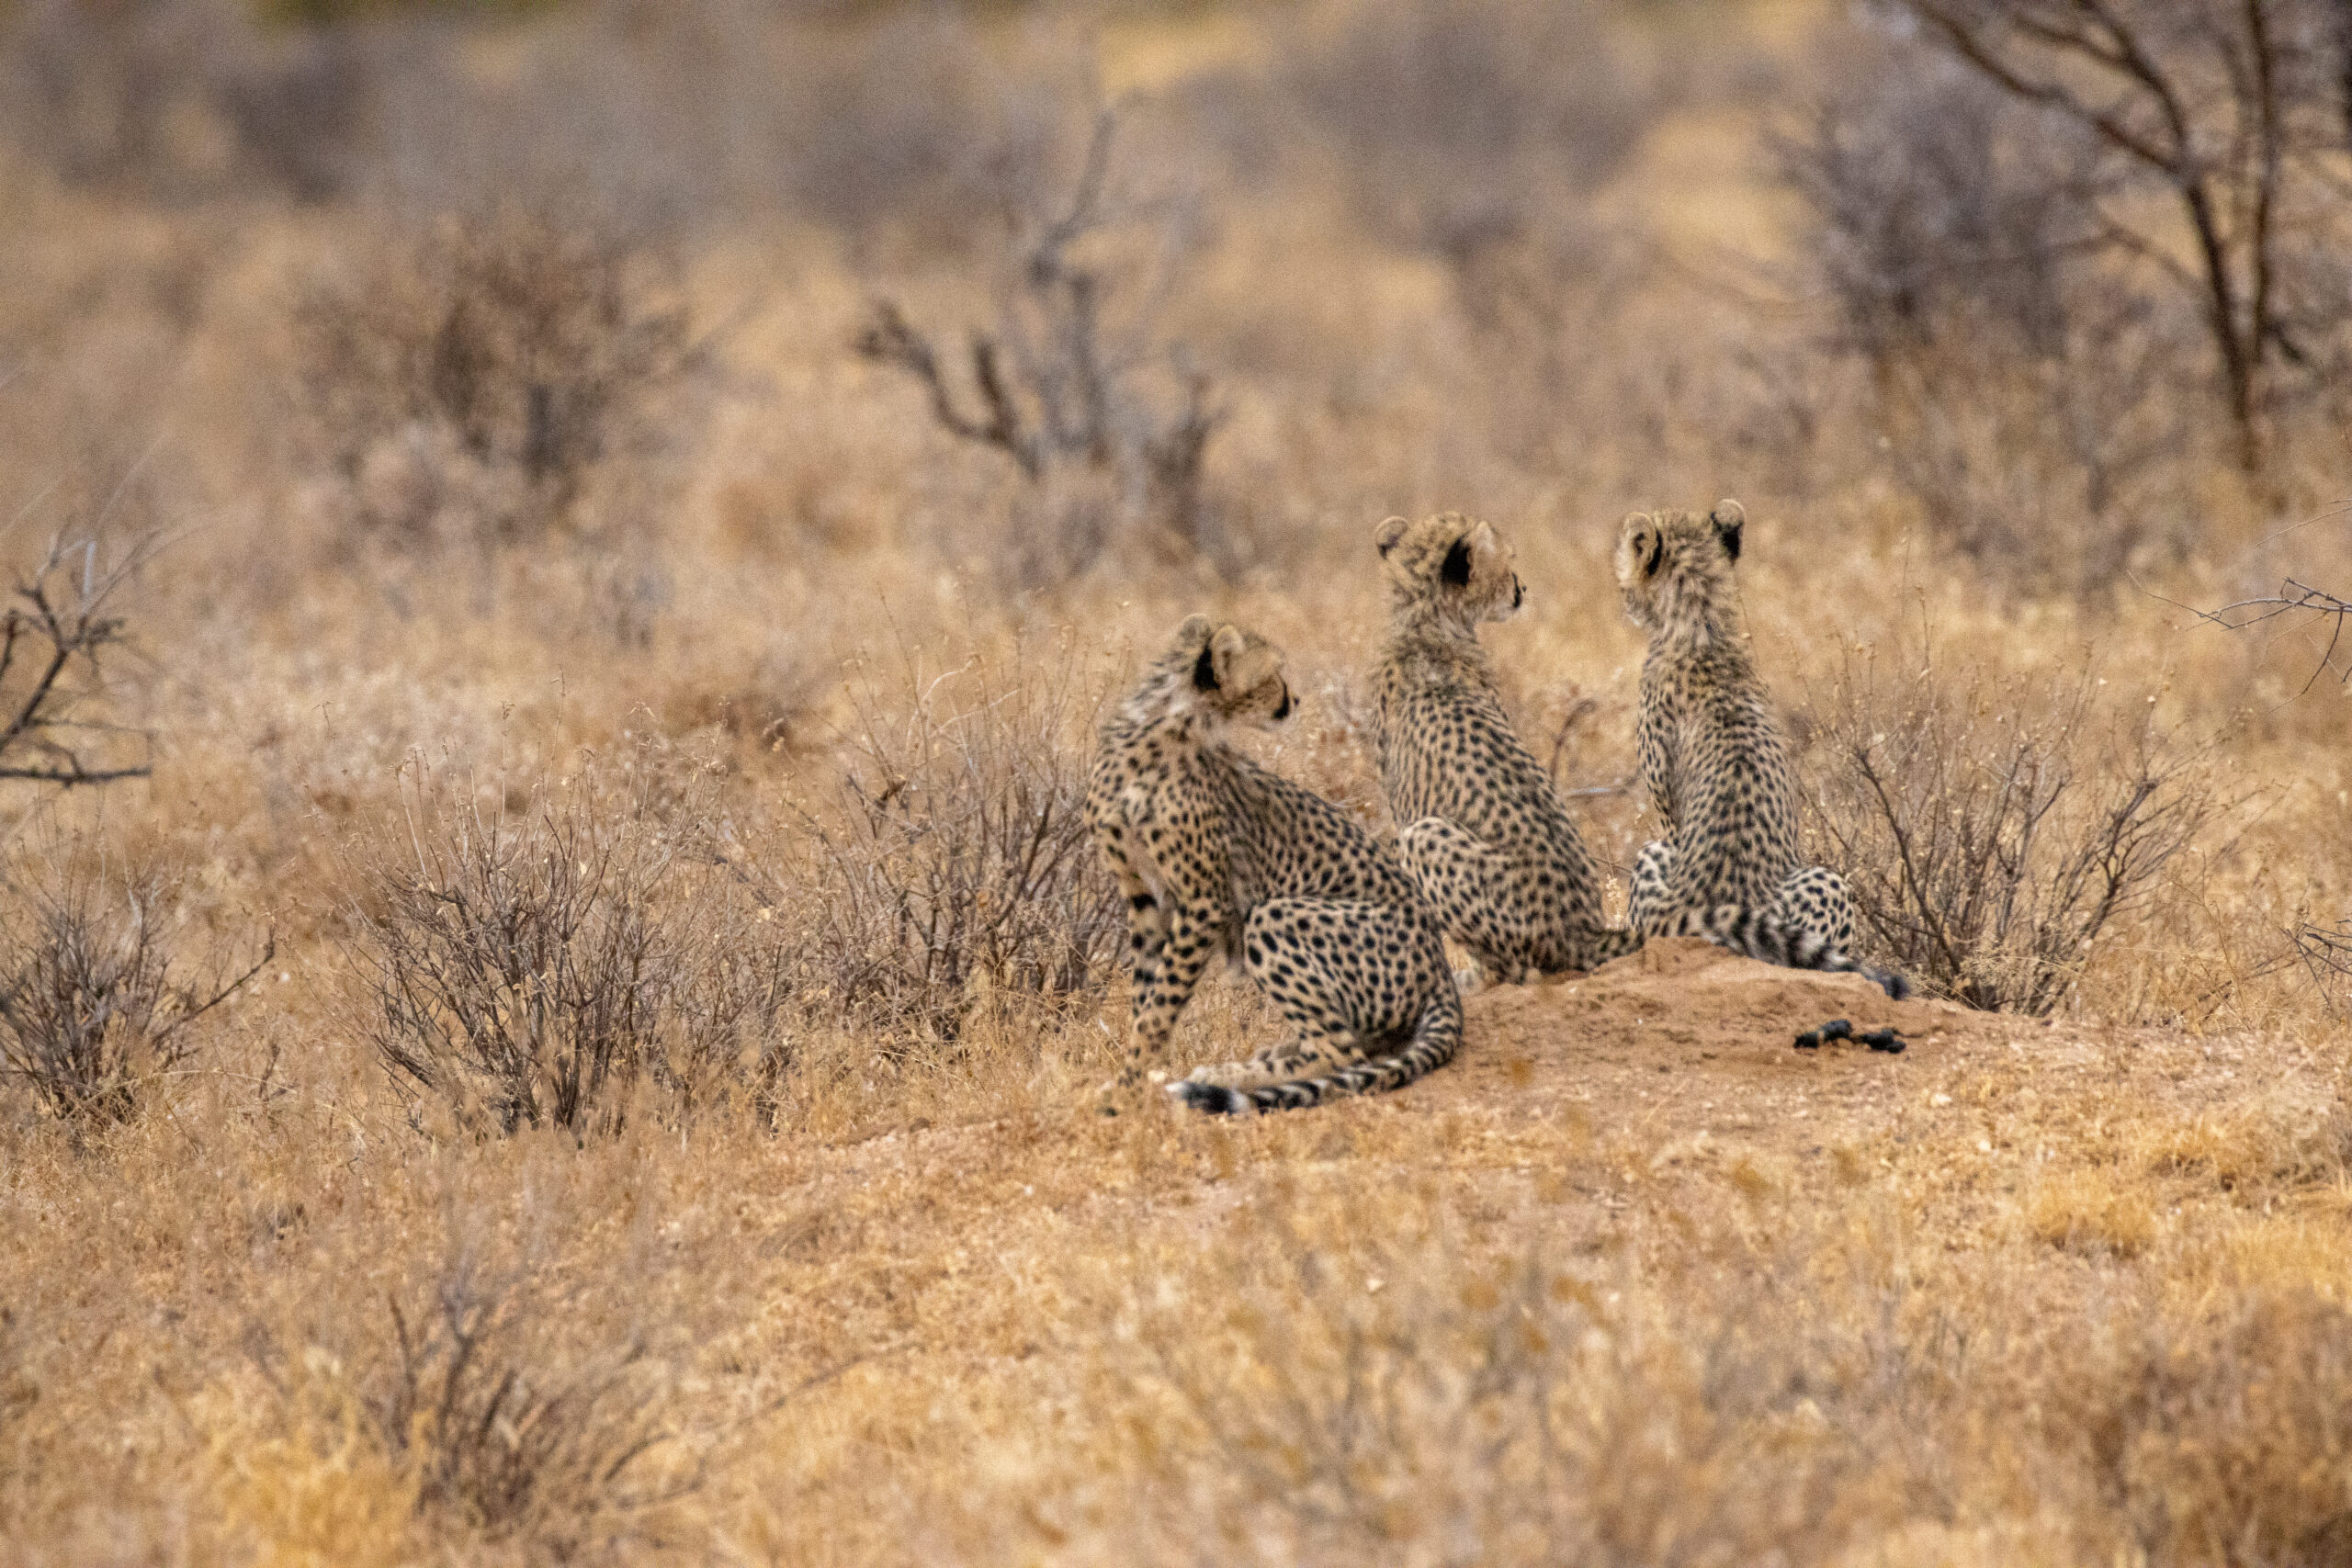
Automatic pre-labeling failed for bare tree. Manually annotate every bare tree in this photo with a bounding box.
[1892,0,2352,470]
[856,108,1224,576]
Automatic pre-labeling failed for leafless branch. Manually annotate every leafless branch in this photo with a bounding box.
[2165,575,2352,691]
[1894,0,2339,471]
[0,529,160,788]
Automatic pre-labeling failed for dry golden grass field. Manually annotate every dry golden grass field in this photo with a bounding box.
[5,0,2352,1562]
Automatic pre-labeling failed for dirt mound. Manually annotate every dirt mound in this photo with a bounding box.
[1411,937,2065,1154]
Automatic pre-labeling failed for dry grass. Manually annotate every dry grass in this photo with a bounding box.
[3,0,2351,1562]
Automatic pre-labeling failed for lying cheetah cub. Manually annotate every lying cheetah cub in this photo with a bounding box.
[1087,615,1463,1113]
[1373,512,1642,984]
[1616,502,1908,998]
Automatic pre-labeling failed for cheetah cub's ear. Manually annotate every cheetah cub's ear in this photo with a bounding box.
[1191,623,1239,692]
[1373,515,1410,557]
[1710,499,1746,563]
[1173,612,1215,648]
[1439,518,1498,585]
[1204,624,1282,698]
[1617,511,1663,583]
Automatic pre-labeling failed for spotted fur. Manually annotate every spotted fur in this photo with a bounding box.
[1371,513,1643,985]
[1615,502,1908,999]
[1086,615,1463,1114]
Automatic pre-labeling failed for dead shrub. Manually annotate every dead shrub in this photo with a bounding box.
[293,209,693,557]
[763,634,1121,1049]
[1870,2,2352,479]
[856,108,1228,583]
[2298,919,2352,1017]
[1799,643,2233,1014]
[344,763,786,1135]
[368,1257,689,1556]
[0,840,270,1125]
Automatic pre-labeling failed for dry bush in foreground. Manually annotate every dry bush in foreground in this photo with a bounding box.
[1083,1196,1921,1564]
[1801,644,2232,1013]
[345,766,786,1135]
[368,1258,689,1556]
[767,637,1121,1050]
[294,209,693,557]
[0,841,270,1124]
[2045,1288,2352,1567]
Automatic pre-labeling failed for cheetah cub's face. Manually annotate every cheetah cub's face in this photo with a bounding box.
[1169,613,1296,735]
[1373,512,1525,626]
[1614,500,1745,631]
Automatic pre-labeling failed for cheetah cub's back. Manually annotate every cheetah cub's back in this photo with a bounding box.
[1372,512,1641,983]
[1615,502,1908,999]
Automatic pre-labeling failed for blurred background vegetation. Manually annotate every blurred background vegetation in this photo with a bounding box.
[6,5,2352,1560]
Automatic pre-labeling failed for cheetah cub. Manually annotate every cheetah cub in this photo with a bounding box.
[1373,513,1642,984]
[1087,614,1463,1114]
[1615,502,1908,998]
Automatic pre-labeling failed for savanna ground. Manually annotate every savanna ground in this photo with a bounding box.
[5,0,2352,1562]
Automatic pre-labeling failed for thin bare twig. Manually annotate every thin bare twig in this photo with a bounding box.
[2158,575,2352,693]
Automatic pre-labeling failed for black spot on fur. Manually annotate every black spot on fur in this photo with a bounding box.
[1442,539,1473,586]
[1713,510,1743,562]
[1192,644,1218,692]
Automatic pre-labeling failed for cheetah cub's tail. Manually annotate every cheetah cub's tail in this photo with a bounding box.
[1166,994,1464,1116]
[1688,906,1911,1000]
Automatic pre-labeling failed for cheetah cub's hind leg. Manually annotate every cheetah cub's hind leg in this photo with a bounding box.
[1181,896,1435,1101]
[1770,864,1857,954]
[1396,818,1538,988]
[1627,840,1677,937]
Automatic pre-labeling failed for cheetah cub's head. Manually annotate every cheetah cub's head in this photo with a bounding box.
[1374,512,1524,626]
[1614,501,1745,632]
[1167,613,1295,734]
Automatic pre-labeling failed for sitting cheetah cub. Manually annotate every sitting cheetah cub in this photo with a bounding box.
[1087,615,1463,1114]
[1615,502,1908,998]
[1373,512,1642,984]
